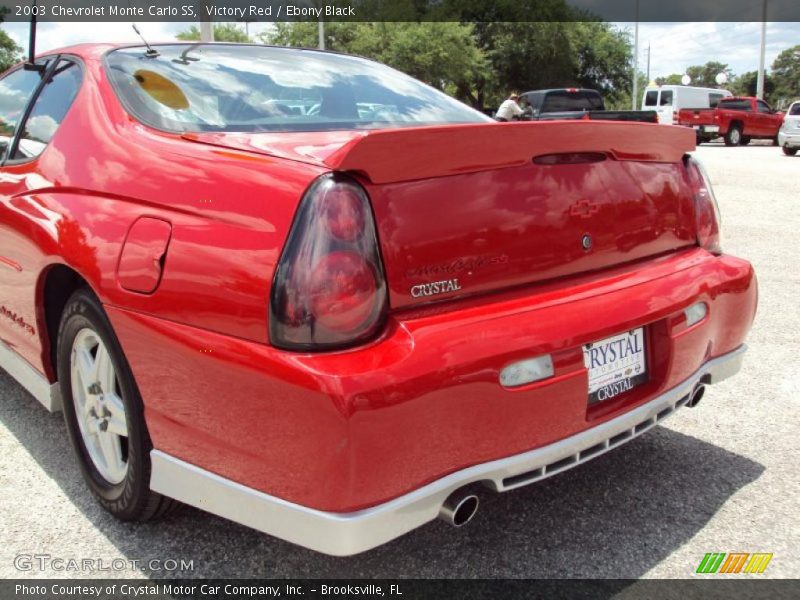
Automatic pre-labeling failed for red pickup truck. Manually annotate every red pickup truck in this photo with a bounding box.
[678,96,784,146]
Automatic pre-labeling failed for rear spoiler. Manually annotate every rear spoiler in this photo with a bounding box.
[323,121,695,184]
[185,121,695,185]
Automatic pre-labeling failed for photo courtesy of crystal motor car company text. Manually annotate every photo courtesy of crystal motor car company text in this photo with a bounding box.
[0,7,761,563]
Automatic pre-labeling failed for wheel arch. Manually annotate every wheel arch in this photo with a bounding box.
[37,263,95,381]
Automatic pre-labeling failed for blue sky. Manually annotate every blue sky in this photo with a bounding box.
[4,21,798,81]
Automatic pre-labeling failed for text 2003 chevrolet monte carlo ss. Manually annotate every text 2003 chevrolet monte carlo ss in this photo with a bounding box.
[0,43,756,555]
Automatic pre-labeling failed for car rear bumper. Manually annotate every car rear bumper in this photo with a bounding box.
[778,130,800,148]
[149,344,745,556]
[107,247,756,532]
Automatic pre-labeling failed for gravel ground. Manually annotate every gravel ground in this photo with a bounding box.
[1,142,797,580]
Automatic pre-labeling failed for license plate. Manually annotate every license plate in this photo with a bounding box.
[583,328,647,404]
[705,125,719,133]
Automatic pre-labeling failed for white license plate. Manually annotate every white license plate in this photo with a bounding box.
[705,125,719,133]
[583,328,647,404]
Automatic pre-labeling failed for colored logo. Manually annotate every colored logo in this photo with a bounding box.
[696,552,773,574]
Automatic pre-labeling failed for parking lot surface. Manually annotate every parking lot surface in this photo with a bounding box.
[1,142,797,579]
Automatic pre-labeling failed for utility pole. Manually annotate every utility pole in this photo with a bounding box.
[757,0,767,99]
[632,0,640,110]
[318,20,325,50]
[199,1,213,42]
[646,42,651,85]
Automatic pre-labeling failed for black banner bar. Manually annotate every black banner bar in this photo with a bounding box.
[2,579,800,600]
[1,0,800,22]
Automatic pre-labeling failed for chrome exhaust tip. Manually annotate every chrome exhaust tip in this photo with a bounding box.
[688,384,706,408]
[439,491,479,527]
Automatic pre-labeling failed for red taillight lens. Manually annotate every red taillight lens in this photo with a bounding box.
[309,251,377,332]
[270,175,387,350]
[685,156,722,254]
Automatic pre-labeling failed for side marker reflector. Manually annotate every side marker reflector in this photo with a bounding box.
[500,355,554,388]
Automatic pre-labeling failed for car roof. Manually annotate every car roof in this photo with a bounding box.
[37,41,357,63]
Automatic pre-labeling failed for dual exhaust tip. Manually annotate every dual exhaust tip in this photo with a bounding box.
[439,490,479,528]
[688,383,706,408]
[439,383,708,527]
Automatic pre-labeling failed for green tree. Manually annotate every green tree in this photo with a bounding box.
[771,45,800,106]
[176,23,251,43]
[263,18,633,111]
[655,74,684,86]
[0,27,23,72]
[264,22,358,51]
[731,70,776,103]
[684,61,733,88]
[262,22,486,101]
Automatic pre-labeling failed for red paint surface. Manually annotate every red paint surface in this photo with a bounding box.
[0,44,757,512]
[678,96,784,139]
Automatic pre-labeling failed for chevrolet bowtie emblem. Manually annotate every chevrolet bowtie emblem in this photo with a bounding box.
[570,199,600,218]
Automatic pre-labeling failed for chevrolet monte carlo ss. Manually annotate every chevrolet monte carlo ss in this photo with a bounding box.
[0,43,757,555]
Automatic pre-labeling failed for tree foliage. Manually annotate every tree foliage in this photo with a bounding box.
[264,21,632,109]
[655,74,686,86]
[263,22,486,99]
[177,23,251,43]
[771,44,800,105]
[731,70,776,103]
[0,27,22,73]
[684,61,734,88]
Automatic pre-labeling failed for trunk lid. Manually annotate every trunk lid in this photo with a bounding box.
[184,121,697,309]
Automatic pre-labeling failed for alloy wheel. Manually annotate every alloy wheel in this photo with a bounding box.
[70,328,129,484]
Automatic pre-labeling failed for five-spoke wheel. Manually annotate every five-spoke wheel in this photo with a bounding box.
[58,288,175,521]
[70,328,129,484]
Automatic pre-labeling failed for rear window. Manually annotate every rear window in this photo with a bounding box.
[709,93,724,108]
[789,103,800,116]
[719,99,751,111]
[659,91,673,106]
[644,90,658,107]
[105,44,490,133]
[541,90,603,112]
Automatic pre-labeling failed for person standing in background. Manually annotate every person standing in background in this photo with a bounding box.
[495,93,524,121]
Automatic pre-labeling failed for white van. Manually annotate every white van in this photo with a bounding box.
[642,85,732,125]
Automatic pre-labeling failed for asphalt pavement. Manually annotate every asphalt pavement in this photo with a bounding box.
[1,141,798,580]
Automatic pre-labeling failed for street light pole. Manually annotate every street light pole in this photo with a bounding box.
[756,0,767,99]
[632,0,639,110]
[198,1,213,42]
[318,20,325,50]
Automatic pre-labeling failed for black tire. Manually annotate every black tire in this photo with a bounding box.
[740,136,751,146]
[724,125,742,146]
[784,146,798,156]
[57,288,176,521]
[773,135,780,146]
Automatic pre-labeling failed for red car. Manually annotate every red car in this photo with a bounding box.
[0,43,756,555]
[678,96,784,146]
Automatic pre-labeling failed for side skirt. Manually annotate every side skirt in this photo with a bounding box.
[0,340,62,413]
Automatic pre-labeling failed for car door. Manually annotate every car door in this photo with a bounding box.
[755,100,772,136]
[0,57,83,371]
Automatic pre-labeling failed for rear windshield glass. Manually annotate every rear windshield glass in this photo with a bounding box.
[659,90,673,106]
[790,104,800,116]
[644,90,658,106]
[719,99,751,111]
[540,90,603,112]
[105,44,490,133]
[709,93,724,108]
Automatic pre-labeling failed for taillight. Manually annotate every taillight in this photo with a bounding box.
[270,174,388,351]
[685,156,722,254]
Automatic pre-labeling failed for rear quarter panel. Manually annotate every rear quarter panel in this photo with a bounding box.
[0,50,323,377]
